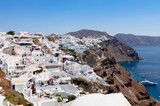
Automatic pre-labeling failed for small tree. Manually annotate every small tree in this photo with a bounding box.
[7,31,15,35]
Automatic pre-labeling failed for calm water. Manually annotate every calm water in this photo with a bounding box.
[119,46,160,102]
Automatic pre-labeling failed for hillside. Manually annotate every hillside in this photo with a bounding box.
[66,29,111,38]
[66,29,159,105]
[67,29,142,62]
[81,48,159,105]
[115,33,160,46]
[0,69,32,105]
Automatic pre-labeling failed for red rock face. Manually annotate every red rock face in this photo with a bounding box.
[0,69,12,90]
[67,29,159,105]
[114,65,150,100]
[113,65,159,105]
[93,58,159,105]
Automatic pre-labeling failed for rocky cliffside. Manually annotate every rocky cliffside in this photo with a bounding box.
[67,29,159,105]
[85,57,159,106]
[113,64,157,106]
[115,33,160,46]
[99,37,142,62]
[0,69,12,90]
[67,29,142,62]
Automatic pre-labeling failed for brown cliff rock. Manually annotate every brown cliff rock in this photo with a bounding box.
[83,53,159,105]
[0,69,12,90]
[67,29,142,62]
[67,29,159,105]
[99,37,143,62]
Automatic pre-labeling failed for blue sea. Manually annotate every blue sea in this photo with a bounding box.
[119,46,160,102]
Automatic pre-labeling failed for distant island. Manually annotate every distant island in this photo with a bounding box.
[115,33,160,46]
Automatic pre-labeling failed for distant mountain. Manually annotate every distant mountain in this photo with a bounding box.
[66,29,111,38]
[115,33,160,46]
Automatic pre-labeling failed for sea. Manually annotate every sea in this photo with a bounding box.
[119,46,160,102]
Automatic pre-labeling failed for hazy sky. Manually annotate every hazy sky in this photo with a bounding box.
[0,0,160,36]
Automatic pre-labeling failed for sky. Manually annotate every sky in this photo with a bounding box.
[0,0,160,36]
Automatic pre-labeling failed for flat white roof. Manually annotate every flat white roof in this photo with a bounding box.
[37,99,57,106]
[65,93,131,106]
[11,78,28,85]
[0,95,5,106]
[62,55,74,58]
[61,77,71,81]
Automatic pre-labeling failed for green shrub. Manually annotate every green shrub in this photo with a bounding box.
[67,95,76,102]
[72,77,89,86]
[60,48,77,58]
[25,103,33,106]
[80,91,86,94]
[55,94,61,97]
[57,97,63,102]
[55,53,60,57]
[4,90,32,105]
[70,80,74,84]
[55,94,63,102]
[41,82,44,85]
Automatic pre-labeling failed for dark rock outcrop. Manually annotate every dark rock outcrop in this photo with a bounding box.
[99,37,143,62]
[82,37,142,66]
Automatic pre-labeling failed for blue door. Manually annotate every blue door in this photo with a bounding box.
[12,85,15,90]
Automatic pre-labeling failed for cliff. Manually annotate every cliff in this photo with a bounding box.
[67,29,142,62]
[67,29,159,105]
[84,56,159,105]
[0,69,12,90]
[0,69,32,105]
[115,33,160,46]
[99,37,142,62]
